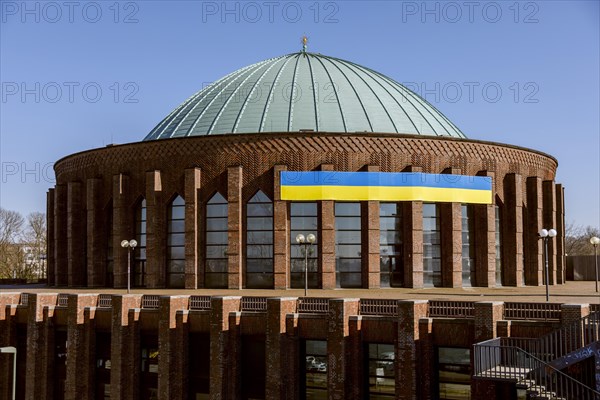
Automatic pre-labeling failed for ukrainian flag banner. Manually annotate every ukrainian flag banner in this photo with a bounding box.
[280,171,492,204]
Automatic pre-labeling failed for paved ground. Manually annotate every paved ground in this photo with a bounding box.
[1,281,600,304]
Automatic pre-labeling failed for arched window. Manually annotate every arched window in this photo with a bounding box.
[380,203,403,287]
[134,198,147,287]
[167,195,185,288]
[461,204,475,287]
[246,191,273,289]
[495,204,503,286]
[423,203,441,287]
[205,193,228,288]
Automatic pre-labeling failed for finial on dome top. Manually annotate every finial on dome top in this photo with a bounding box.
[301,35,308,53]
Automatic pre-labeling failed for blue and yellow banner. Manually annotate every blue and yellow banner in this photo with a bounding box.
[280,171,492,204]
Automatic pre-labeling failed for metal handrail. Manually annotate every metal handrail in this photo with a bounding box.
[474,341,600,399]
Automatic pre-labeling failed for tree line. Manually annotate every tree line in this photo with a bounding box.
[0,207,47,280]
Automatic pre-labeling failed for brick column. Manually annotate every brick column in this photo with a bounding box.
[543,180,557,284]
[65,294,99,400]
[440,168,462,288]
[25,293,58,400]
[403,166,423,288]
[227,312,242,399]
[87,178,105,287]
[110,295,142,400]
[265,297,297,400]
[54,184,68,286]
[209,296,241,399]
[227,166,243,289]
[474,171,496,287]
[525,177,543,286]
[158,295,189,399]
[561,304,590,350]
[0,293,20,399]
[474,301,504,342]
[327,298,360,399]
[113,174,131,289]
[497,320,511,337]
[504,173,524,286]
[273,165,290,289]
[284,314,300,399]
[320,164,336,289]
[555,184,566,283]
[146,170,165,288]
[396,300,428,400]
[418,318,434,400]
[348,316,363,400]
[362,165,380,288]
[185,168,202,289]
[68,181,86,286]
[47,189,55,286]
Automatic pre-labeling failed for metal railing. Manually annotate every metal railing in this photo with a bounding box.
[504,302,562,321]
[360,299,397,316]
[57,294,69,307]
[240,297,267,312]
[141,295,160,309]
[428,300,474,318]
[189,295,211,310]
[474,339,600,399]
[97,294,112,308]
[298,297,329,314]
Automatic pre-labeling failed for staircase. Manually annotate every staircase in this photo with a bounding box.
[473,312,600,400]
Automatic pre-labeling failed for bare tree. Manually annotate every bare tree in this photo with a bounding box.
[565,221,600,256]
[0,208,25,279]
[24,212,47,278]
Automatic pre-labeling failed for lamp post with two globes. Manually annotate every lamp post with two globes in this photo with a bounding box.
[121,239,138,294]
[590,236,600,293]
[538,228,557,302]
[295,233,316,296]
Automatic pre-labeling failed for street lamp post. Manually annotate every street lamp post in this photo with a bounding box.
[0,346,17,400]
[120,239,138,294]
[590,236,600,293]
[538,228,557,302]
[295,233,316,297]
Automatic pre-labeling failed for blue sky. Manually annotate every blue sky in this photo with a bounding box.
[1,0,598,229]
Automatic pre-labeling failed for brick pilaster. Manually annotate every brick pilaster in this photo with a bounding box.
[87,178,105,287]
[543,180,557,284]
[504,173,524,286]
[555,184,566,283]
[227,166,243,289]
[561,304,590,351]
[25,293,58,400]
[65,294,99,400]
[184,168,202,289]
[68,181,86,286]
[348,315,363,400]
[47,189,55,286]
[403,166,423,288]
[474,171,496,287]
[273,165,290,289]
[146,170,165,288]
[396,300,428,400]
[209,296,241,398]
[158,296,189,399]
[265,297,297,400]
[362,165,380,289]
[54,184,68,286]
[284,314,300,399]
[327,298,360,399]
[113,174,131,289]
[525,176,543,286]
[110,295,142,400]
[319,164,336,289]
[474,301,504,342]
[440,168,462,288]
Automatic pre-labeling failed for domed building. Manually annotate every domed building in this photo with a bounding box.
[47,47,565,290]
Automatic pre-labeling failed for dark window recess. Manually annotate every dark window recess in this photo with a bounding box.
[461,205,475,287]
[140,334,158,400]
[290,202,319,288]
[365,343,395,399]
[188,333,210,399]
[437,347,471,400]
[246,191,274,289]
[379,203,403,288]
[95,331,112,400]
[134,198,147,288]
[205,193,228,288]
[241,335,266,400]
[54,329,68,400]
[335,202,362,288]
[301,339,328,400]
[167,195,185,288]
[423,203,441,287]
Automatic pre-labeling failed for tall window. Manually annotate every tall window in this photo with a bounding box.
[134,199,147,287]
[106,203,114,287]
[335,202,362,288]
[205,193,228,288]
[423,203,441,287]
[380,203,403,288]
[246,191,274,289]
[366,343,395,398]
[167,195,185,288]
[437,347,471,399]
[302,340,327,399]
[495,205,502,286]
[290,202,319,288]
[461,205,475,287]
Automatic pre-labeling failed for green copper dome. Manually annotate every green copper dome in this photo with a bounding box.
[143,52,466,140]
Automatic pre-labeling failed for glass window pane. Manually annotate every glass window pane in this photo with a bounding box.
[246,245,273,258]
[422,203,437,217]
[249,191,271,203]
[246,259,274,273]
[339,272,362,287]
[168,220,185,233]
[380,217,400,231]
[379,203,399,216]
[206,245,228,259]
[168,233,185,246]
[336,244,361,258]
[247,231,273,244]
[168,259,185,273]
[207,193,226,204]
[207,204,228,218]
[171,205,185,220]
[247,217,273,231]
[336,231,361,244]
[206,259,227,273]
[168,246,185,260]
[246,273,273,288]
[335,202,360,216]
[291,202,317,216]
[207,232,228,245]
[206,217,228,231]
[335,217,362,230]
[247,203,273,217]
[336,258,361,272]
[290,216,318,230]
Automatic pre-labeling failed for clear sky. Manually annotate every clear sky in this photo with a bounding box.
[1,0,598,229]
